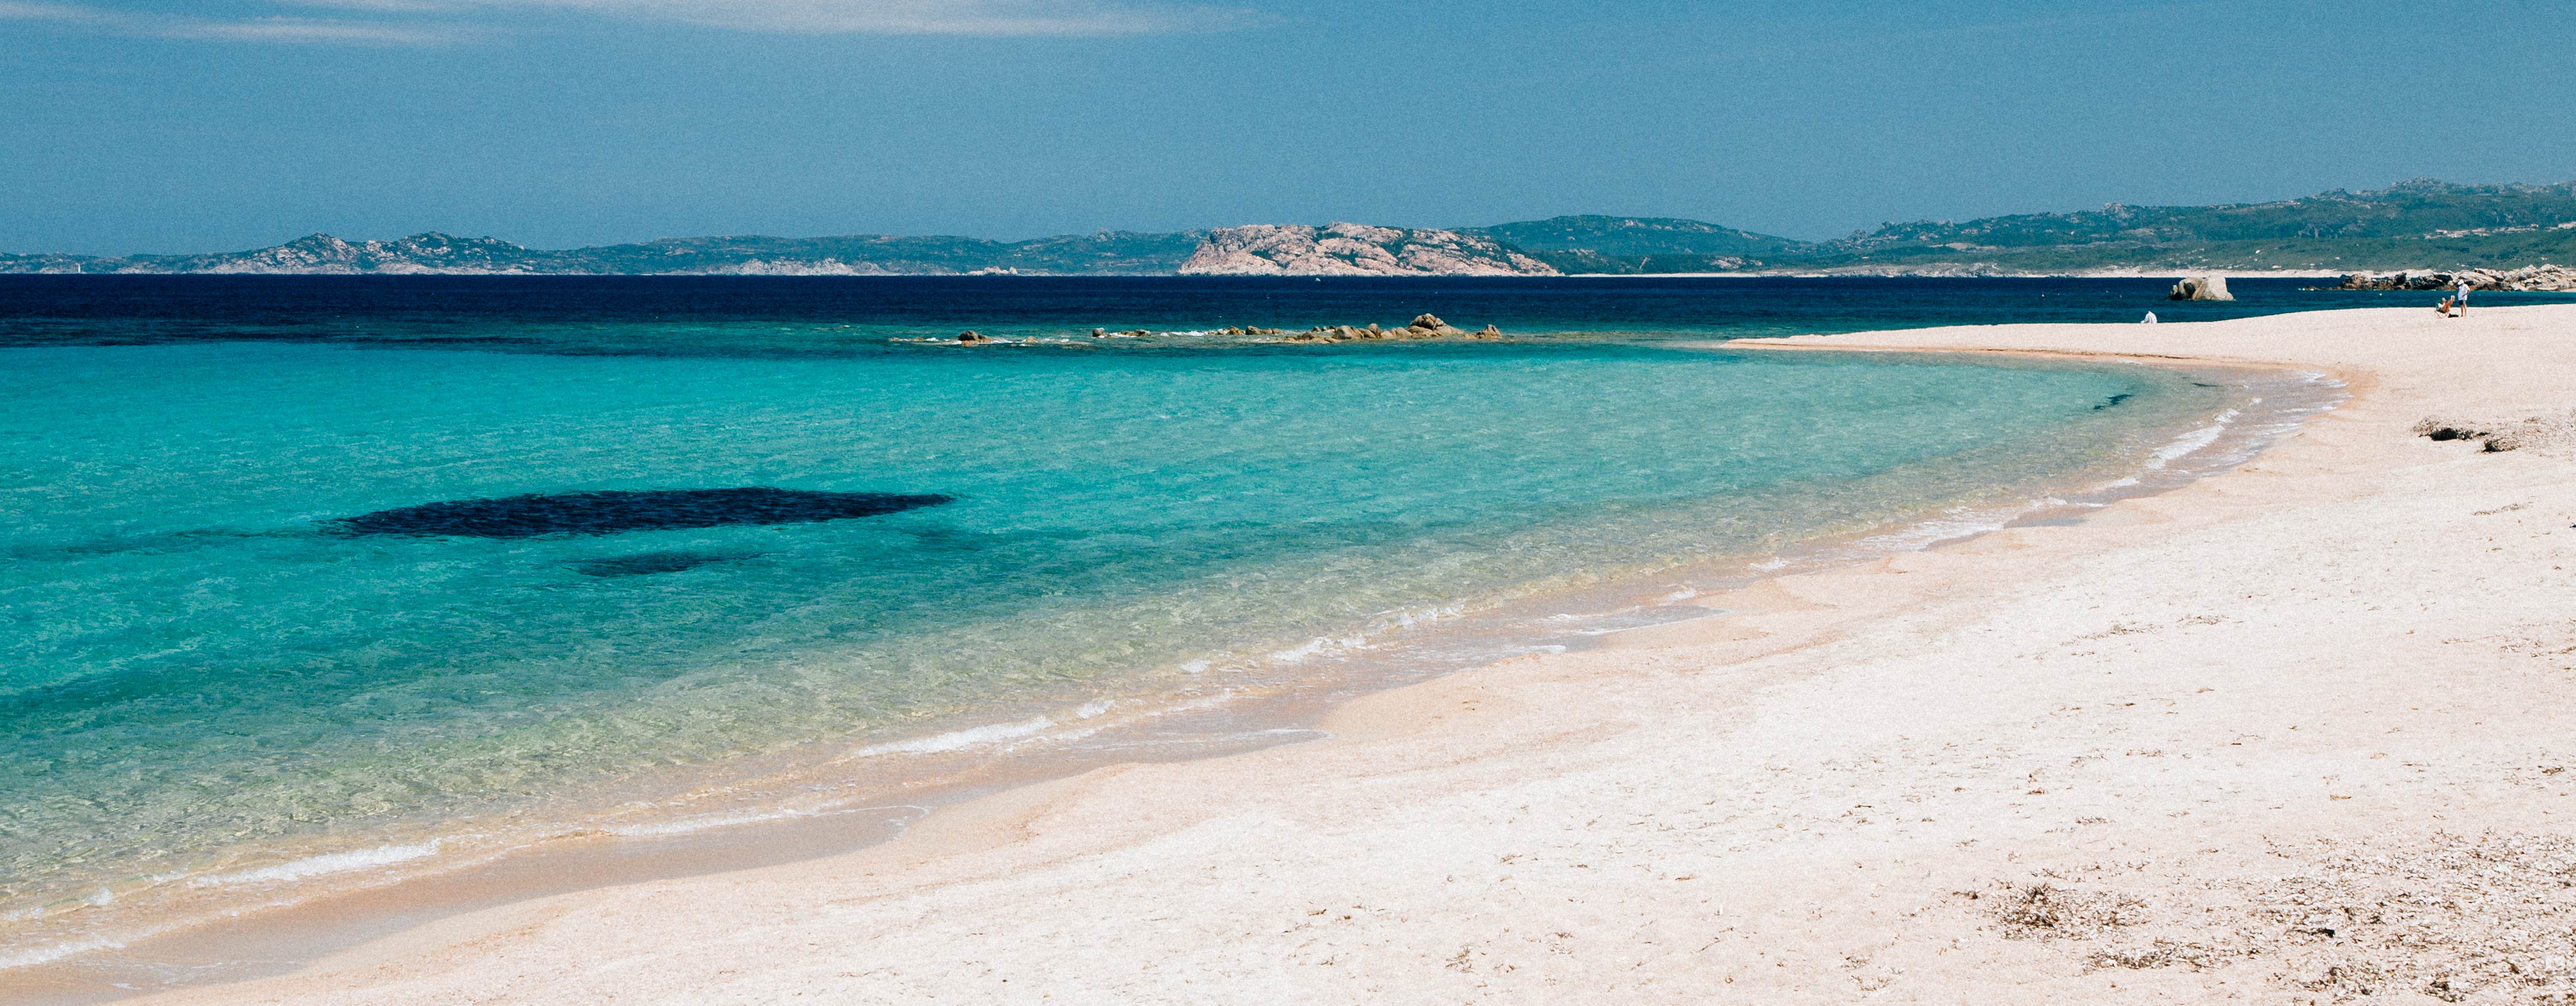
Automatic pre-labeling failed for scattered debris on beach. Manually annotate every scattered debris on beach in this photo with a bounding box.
[2413,412,2576,453]
[1970,830,2576,1002]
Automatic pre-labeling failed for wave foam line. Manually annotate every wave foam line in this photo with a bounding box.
[2144,408,2241,469]
[837,701,1121,762]
[189,840,445,889]
[608,804,930,839]
[0,934,132,972]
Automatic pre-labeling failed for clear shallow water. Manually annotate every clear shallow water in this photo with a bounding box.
[0,276,2286,968]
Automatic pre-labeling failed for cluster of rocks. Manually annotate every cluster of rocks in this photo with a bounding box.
[2167,275,2234,301]
[1277,314,1504,343]
[2334,264,2576,291]
[1085,326,1284,338]
[946,317,1502,345]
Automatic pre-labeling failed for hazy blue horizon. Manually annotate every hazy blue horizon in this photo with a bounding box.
[4,0,2573,256]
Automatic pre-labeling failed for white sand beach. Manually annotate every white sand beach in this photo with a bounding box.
[129,303,2576,1005]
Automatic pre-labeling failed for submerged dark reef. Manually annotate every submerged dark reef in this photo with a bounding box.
[330,488,954,538]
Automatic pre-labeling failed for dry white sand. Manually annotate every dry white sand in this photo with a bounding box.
[133,304,2576,1005]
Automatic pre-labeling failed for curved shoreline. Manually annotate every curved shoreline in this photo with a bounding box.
[0,351,2293,1002]
[33,303,2576,1005]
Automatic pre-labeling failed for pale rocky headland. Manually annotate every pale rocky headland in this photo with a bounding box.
[97,303,2576,1006]
[2336,264,2576,292]
[1175,223,1560,276]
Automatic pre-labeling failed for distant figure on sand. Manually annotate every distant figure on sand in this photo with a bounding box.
[2141,311,2158,324]
[2453,278,2471,318]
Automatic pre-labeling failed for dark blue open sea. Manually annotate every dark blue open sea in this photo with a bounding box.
[0,275,2412,974]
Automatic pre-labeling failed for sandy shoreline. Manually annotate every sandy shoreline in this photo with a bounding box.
[60,303,2576,1004]
[1577,268,2353,279]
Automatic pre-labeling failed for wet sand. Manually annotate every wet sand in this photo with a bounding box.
[98,303,2576,1004]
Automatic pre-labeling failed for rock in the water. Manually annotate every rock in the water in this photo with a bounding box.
[958,330,993,344]
[1407,313,1468,336]
[1278,319,1483,344]
[2168,276,2234,301]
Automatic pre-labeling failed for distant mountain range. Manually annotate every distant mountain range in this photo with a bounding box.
[7,180,2572,278]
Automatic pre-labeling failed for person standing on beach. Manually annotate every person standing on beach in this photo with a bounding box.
[2454,278,2472,318]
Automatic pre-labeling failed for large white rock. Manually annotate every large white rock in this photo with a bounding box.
[2167,275,2234,301]
[1178,223,1559,276]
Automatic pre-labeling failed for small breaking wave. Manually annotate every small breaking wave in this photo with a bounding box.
[189,840,447,888]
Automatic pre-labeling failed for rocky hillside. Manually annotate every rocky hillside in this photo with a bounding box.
[7,180,2571,276]
[1176,223,1557,276]
[1786,180,2576,275]
[0,230,1205,276]
[1458,215,1809,274]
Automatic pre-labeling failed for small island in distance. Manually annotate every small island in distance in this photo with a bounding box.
[7,178,2574,285]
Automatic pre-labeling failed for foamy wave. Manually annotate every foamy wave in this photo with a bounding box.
[609,809,823,838]
[0,935,130,971]
[1855,506,2019,552]
[190,840,444,888]
[606,804,928,839]
[1381,603,1466,630]
[842,715,1057,759]
[2144,408,2240,469]
[1267,634,1367,663]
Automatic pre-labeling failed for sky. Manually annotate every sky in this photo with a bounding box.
[2,0,2572,254]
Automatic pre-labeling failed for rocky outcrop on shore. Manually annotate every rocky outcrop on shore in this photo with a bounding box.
[1177,223,1559,276]
[1278,314,1502,342]
[2335,265,2576,291]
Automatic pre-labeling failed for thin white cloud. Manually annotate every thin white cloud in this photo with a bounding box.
[172,16,480,42]
[0,0,477,43]
[496,0,1264,35]
[0,0,110,23]
[0,0,1261,43]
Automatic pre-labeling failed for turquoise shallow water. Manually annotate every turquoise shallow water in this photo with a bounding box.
[0,332,2237,959]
